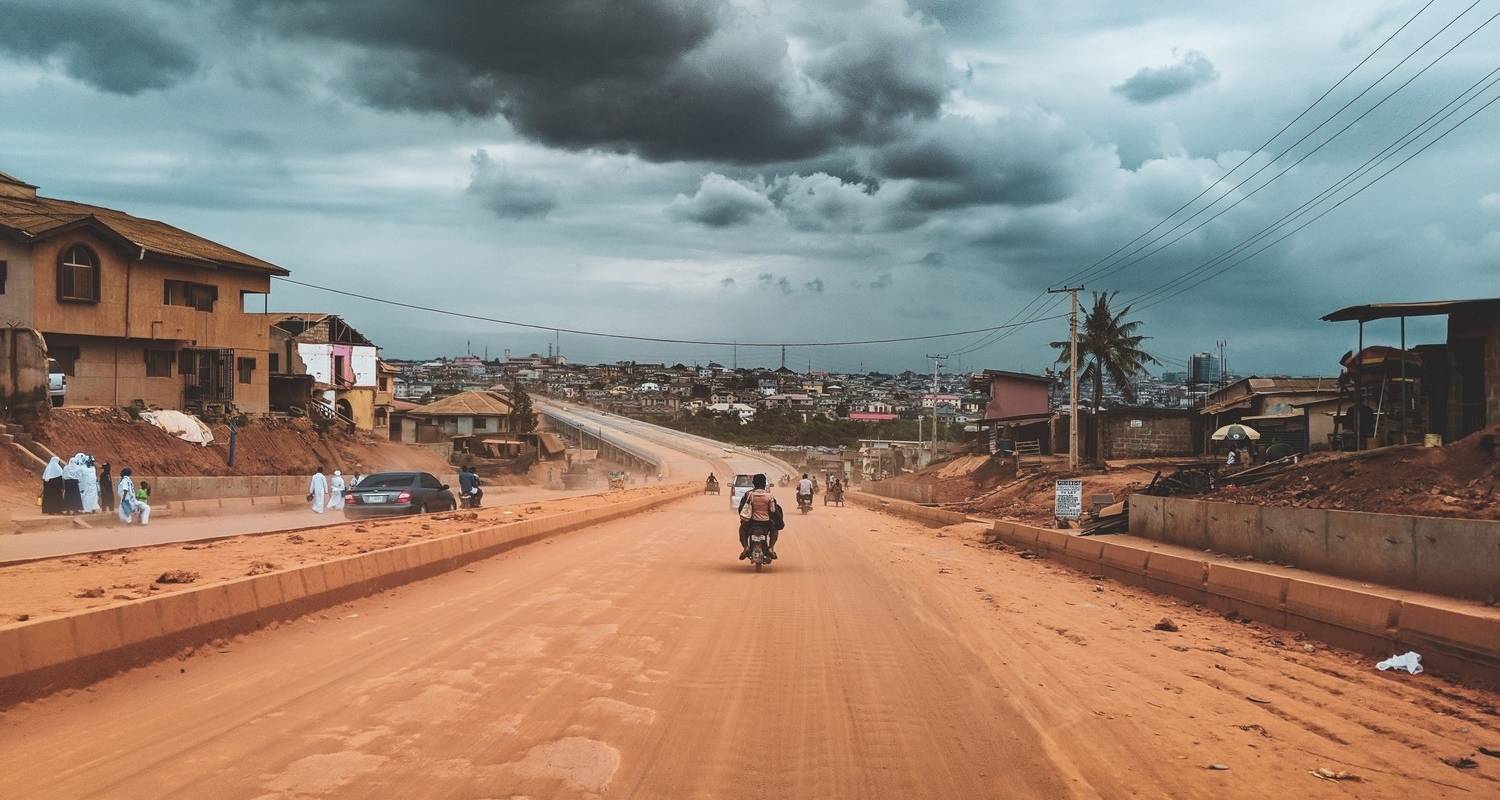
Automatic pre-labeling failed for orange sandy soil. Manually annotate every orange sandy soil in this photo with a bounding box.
[0,484,685,624]
[884,453,1156,526]
[1211,423,1500,519]
[34,407,453,477]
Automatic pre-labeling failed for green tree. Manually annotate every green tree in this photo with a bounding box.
[1051,291,1159,462]
[508,381,536,433]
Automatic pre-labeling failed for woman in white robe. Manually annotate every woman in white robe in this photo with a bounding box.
[328,470,346,510]
[117,469,137,524]
[78,455,100,513]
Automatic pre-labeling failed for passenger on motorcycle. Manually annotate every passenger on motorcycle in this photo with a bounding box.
[797,473,814,504]
[738,473,783,560]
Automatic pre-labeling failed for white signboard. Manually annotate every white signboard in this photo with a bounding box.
[1055,479,1084,519]
[1130,419,1144,428]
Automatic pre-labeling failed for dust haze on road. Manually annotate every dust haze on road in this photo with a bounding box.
[0,413,1494,798]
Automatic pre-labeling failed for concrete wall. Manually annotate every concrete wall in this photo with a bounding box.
[137,475,313,503]
[0,326,48,416]
[1129,495,1500,601]
[860,479,932,504]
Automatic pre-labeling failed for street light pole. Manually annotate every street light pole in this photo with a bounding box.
[1049,286,1084,469]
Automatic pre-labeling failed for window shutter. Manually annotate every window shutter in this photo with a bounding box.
[92,257,102,301]
[56,254,66,301]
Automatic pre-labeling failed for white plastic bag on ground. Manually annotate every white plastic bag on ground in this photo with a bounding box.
[139,410,215,446]
[1376,651,1423,674]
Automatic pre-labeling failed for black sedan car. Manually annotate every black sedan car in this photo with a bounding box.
[342,472,457,518]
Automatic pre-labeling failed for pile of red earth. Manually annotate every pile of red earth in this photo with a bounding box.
[1214,423,1500,519]
[34,407,451,477]
[890,454,1019,503]
[957,467,1146,526]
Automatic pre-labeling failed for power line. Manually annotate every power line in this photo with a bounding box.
[941,0,1444,362]
[270,276,1068,348]
[1128,64,1500,311]
[1079,4,1498,289]
[1055,0,1442,291]
[1132,84,1500,311]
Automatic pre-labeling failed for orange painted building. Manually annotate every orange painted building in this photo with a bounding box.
[0,170,287,413]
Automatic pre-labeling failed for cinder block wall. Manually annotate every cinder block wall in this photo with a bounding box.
[1102,411,1196,459]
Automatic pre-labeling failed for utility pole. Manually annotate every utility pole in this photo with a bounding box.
[1217,339,1227,392]
[926,353,945,463]
[780,345,786,370]
[1048,286,1084,469]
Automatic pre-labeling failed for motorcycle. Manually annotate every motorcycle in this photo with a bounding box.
[746,529,774,572]
[797,493,813,514]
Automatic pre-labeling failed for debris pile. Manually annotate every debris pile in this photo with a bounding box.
[1210,423,1500,519]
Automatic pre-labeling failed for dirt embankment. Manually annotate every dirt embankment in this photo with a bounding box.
[34,408,450,477]
[0,484,684,623]
[880,453,1149,525]
[1212,423,1500,519]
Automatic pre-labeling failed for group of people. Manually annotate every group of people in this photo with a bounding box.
[40,454,151,525]
[307,467,363,513]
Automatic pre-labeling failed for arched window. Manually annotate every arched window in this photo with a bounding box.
[57,244,100,303]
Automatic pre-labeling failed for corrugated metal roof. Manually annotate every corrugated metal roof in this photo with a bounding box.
[0,190,287,276]
[405,390,514,418]
[1322,298,1500,322]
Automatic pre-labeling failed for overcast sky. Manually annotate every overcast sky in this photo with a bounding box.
[3,0,1496,375]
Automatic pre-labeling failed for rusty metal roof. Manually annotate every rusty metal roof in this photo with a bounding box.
[0,189,287,276]
[1322,298,1500,322]
[405,390,514,418]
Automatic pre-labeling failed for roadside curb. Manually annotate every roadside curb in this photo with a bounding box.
[0,485,697,707]
[850,491,1500,687]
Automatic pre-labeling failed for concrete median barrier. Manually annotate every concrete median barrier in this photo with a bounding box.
[858,492,1500,686]
[0,485,697,707]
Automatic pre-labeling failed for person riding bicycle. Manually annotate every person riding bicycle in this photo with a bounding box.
[738,473,783,560]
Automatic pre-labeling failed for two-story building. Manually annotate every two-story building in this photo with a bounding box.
[0,170,287,413]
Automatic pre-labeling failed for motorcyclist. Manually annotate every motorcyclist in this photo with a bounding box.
[738,473,783,560]
[458,465,482,508]
[796,473,814,507]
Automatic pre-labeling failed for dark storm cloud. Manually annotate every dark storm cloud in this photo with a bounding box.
[804,278,826,293]
[1112,50,1218,104]
[918,251,946,268]
[0,0,197,94]
[720,276,737,287]
[467,150,558,220]
[873,116,1093,210]
[870,271,894,289]
[668,173,776,227]
[225,0,953,163]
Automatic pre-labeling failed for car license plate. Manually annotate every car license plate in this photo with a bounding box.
[365,494,387,504]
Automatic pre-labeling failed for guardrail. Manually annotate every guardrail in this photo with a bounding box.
[540,409,663,474]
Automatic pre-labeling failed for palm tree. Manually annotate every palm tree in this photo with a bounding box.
[1051,291,1159,462]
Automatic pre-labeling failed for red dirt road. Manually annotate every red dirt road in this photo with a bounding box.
[0,496,1495,798]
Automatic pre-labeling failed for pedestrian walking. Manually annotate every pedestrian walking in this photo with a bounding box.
[99,463,115,513]
[308,467,328,513]
[79,455,100,513]
[40,456,64,515]
[60,454,85,514]
[328,470,347,511]
[117,468,149,525]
